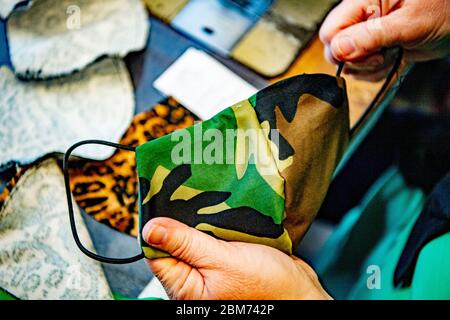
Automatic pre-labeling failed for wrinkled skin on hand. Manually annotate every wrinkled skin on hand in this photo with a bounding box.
[320,0,450,81]
[142,218,331,300]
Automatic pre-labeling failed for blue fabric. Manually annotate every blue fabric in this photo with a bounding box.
[314,167,426,298]
[0,19,11,68]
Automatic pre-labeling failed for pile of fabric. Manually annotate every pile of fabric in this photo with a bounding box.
[0,0,153,300]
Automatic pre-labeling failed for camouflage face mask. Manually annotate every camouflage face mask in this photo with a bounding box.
[64,50,403,263]
[137,73,349,259]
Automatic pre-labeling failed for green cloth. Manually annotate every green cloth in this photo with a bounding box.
[315,166,450,299]
[113,293,163,300]
[0,288,17,300]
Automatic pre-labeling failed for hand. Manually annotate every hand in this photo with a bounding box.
[319,0,450,81]
[142,217,332,300]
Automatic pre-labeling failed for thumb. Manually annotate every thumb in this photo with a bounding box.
[330,11,403,62]
[142,217,230,268]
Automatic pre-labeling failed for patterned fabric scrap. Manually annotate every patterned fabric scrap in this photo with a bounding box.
[0,165,29,210]
[0,58,135,170]
[231,0,339,77]
[0,159,113,300]
[144,0,189,22]
[7,0,149,79]
[137,74,350,258]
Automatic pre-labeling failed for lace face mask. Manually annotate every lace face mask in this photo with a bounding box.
[6,0,149,80]
[64,51,403,263]
[0,159,112,300]
[0,58,134,171]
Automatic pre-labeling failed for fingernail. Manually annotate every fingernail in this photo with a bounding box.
[143,223,166,245]
[335,36,356,58]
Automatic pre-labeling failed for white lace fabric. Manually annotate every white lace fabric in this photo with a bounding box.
[0,159,113,300]
[7,0,149,79]
[0,58,135,168]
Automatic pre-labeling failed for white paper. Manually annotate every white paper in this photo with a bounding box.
[154,48,257,120]
[139,277,169,300]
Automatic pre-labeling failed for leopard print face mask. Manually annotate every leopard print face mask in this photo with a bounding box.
[64,49,403,263]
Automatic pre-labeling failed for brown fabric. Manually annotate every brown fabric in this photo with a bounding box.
[279,81,349,244]
[0,166,29,210]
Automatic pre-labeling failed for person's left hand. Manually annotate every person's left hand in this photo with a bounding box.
[142,217,332,300]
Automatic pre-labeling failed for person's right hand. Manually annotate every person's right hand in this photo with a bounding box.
[142,218,331,300]
[319,0,450,81]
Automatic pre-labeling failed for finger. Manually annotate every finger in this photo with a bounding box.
[344,52,385,71]
[320,0,403,45]
[320,0,373,45]
[324,45,340,65]
[330,10,404,62]
[146,257,205,300]
[344,65,391,82]
[142,217,230,269]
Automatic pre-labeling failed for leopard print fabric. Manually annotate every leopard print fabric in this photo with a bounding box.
[66,97,198,237]
[0,166,29,209]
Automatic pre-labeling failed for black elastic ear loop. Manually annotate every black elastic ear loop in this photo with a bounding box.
[336,61,345,78]
[336,47,404,136]
[63,140,145,264]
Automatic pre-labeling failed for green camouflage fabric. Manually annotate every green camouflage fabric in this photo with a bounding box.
[137,74,349,258]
